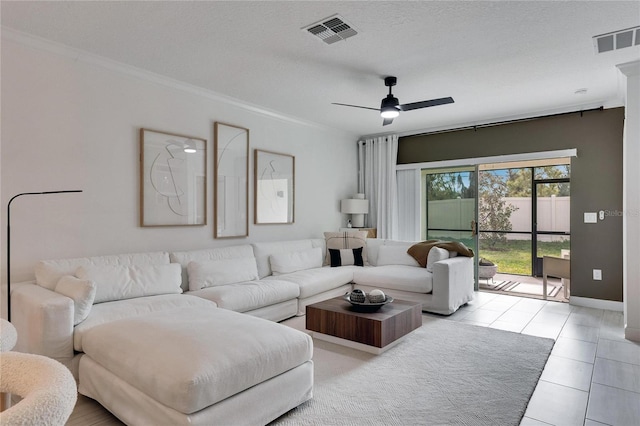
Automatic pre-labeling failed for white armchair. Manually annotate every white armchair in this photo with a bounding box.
[0,318,77,426]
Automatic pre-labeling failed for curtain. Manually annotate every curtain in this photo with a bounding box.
[396,169,421,241]
[358,135,398,239]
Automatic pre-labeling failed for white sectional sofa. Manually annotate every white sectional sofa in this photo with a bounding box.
[11,251,313,426]
[10,235,473,425]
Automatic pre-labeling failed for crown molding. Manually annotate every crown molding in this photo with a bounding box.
[1,27,348,134]
[617,60,640,77]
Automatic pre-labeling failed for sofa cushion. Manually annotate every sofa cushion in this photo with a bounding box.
[188,280,300,313]
[187,258,259,290]
[376,245,420,267]
[328,247,364,267]
[270,247,323,276]
[364,238,384,266]
[74,294,215,352]
[35,252,170,291]
[426,247,450,273]
[252,240,318,278]
[55,275,96,325]
[265,266,355,299]
[170,245,256,291]
[353,265,433,293]
[80,306,313,414]
[324,231,368,265]
[76,263,182,304]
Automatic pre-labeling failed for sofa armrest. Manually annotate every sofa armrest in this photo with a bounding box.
[431,257,474,315]
[12,283,74,364]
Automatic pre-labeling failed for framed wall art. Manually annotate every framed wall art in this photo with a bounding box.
[140,128,207,226]
[254,149,295,224]
[214,122,249,238]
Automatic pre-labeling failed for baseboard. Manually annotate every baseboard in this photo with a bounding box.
[569,296,623,311]
[625,327,640,342]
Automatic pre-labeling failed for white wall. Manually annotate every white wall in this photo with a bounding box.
[0,35,358,299]
[618,60,640,342]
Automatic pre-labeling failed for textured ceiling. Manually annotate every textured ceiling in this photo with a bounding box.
[2,1,639,137]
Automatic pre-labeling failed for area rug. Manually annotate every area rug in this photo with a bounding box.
[272,318,554,425]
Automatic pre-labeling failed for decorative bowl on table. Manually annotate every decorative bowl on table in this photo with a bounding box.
[344,290,393,312]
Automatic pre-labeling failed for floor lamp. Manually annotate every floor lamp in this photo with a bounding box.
[6,190,82,321]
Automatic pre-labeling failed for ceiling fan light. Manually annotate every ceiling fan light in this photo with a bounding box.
[380,94,400,118]
[380,107,400,118]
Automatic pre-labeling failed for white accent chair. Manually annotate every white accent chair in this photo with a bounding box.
[0,318,77,425]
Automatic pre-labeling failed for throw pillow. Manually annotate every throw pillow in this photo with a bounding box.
[329,247,364,267]
[55,275,96,325]
[324,231,368,265]
[76,263,182,303]
[270,247,323,275]
[187,257,259,291]
[426,247,449,273]
[377,245,420,267]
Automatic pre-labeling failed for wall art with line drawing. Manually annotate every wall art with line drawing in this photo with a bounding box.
[254,149,295,224]
[140,128,207,226]
[214,122,249,238]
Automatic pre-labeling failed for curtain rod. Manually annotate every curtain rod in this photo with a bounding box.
[405,106,605,139]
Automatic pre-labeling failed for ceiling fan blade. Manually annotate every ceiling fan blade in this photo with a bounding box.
[383,118,394,126]
[332,103,380,111]
[399,97,454,112]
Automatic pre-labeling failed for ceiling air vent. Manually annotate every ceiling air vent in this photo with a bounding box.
[303,14,357,45]
[593,25,640,54]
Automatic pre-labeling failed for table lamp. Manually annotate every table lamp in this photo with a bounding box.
[340,193,369,228]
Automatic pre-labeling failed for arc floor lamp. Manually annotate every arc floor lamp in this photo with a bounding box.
[6,190,82,321]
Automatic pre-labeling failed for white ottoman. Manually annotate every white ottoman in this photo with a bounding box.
[78,306,313,425]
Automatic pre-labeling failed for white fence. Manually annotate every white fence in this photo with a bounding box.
[427,198,475,230]
[428,196,570,239]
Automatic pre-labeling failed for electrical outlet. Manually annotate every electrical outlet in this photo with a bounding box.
[593,269,602,280]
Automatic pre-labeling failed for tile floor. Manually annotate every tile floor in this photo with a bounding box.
[432,291,640,426]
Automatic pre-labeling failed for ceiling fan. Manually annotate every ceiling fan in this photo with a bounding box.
[332,76,454,126]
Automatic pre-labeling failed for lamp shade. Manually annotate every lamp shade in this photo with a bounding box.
[341,198,369,214]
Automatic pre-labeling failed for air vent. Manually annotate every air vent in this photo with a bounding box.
[303,14,357,44]
[593,26,640,54]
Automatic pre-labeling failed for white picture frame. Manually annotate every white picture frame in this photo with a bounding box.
[254,149,295,224]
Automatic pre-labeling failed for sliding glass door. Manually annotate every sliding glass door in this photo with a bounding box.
[478,167,532,275]
[476,162,570,277]
[533,166,571,276]
[422,167,478,271]
[419,157,572,297]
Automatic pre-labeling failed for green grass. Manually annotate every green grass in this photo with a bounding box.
[426,232,569,276]
[479,239,570,275]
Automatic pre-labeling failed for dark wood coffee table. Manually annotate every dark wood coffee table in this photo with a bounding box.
[305,297,422,354]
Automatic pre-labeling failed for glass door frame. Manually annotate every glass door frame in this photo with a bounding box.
[532,177,571,276]
[422,165,480,290]
[411,150,576,291]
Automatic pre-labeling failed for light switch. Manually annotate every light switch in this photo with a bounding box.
[593,269,602,280]
[584,212,598,223]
